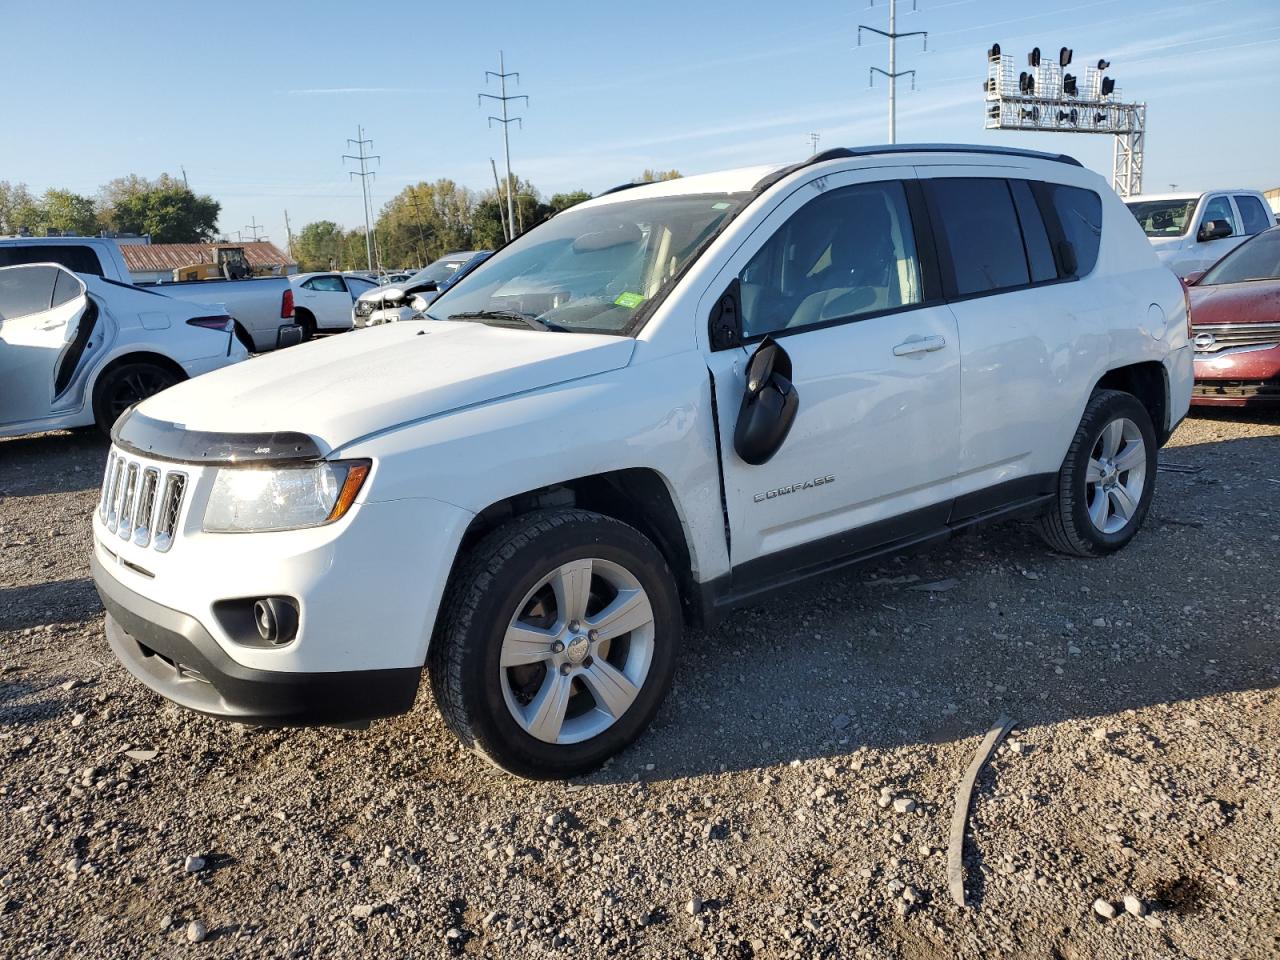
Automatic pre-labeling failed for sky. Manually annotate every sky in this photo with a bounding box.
[4,0,1279,250]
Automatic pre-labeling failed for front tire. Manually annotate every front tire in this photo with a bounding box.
[428,509,681,780]
[92,361,181,436]
[1036,389,1157,557]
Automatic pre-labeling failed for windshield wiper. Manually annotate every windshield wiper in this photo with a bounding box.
[446,310,567,332]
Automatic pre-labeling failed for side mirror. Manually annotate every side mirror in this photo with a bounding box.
[1198,219,1233,242]
[734,339,799,466]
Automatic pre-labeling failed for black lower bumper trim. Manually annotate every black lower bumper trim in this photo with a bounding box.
[92,552,420,726]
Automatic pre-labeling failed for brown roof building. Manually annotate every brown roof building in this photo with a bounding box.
[119,241,297,283]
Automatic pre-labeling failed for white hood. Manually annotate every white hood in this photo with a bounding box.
[138,321,636,449]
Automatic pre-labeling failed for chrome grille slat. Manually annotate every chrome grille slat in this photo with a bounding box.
[1193,323,1280,353]
[98,451,188,553]
[117,464,140,541]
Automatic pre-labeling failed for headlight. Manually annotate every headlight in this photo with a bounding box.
[203,460,370,533]
[355,300,375,316]
[410,295,428,312]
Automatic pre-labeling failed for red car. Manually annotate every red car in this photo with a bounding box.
[1187,225,1280,407]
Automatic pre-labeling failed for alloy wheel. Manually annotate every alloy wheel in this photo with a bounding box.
[1085,417,1147,534]
[499,557,655,744]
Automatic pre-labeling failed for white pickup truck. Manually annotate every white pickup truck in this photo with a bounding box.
[0,237,301,352]
[1124,189,1275,278]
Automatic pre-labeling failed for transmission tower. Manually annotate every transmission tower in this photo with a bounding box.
[859,0,928,144]
[343,126,381,271]
[479,51,528,242]
[809,132,821,155]
[242,216,267,242]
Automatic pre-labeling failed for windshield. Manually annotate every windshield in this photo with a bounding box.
[408,256,470,286]
[1125,198,1197,238]
[427,192,750,335]
[1200,229,1280,285]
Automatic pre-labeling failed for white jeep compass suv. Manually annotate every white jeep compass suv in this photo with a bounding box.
[92,144,1193,779]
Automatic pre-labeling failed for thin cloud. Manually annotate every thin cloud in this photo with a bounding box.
[284,87,433,96]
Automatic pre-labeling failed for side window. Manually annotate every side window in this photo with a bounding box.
[925,178,1030,296]
[0,265,59,320]
[313,275,347,292]
[0,245,104,276]
[50,267,84,309]
[1201,195,1239,236]
[300,278,316,290]
[1046,184,1103,277]
[1009,180,1058,282]
[1235,195,1272,236]
[738,180,923,338]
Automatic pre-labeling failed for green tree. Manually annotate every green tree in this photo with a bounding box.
[98,173,220,242]
[546,190,592,215]
[636,169,682,183]
[41,189,100,236]
[293,220,348,272]
[0,181,45,235]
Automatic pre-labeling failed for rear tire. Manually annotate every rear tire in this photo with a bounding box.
[92,361,181,436]
[1036,389,1157,557]
[428,508,681,780]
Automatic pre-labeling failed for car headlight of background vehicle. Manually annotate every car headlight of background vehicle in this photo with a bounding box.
[203,460,370,533]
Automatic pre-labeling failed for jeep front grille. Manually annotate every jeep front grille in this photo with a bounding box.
[99,451,188,553]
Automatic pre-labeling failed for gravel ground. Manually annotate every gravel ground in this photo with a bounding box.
[1,411,1277,959]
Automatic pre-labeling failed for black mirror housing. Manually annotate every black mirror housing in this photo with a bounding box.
[734,339,799,466]
[1198,219,1233,242]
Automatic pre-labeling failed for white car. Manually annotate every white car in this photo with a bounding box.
[1124,189,1274,278]
[0,262,247,438]
[352,251,489,327]
[289,272,379,337]
[92,144,1191,779]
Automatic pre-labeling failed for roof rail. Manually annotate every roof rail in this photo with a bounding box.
[598,181,645,197]
[752,143,1083,193]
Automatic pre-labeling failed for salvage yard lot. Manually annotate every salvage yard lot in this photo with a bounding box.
[1,413,1277,959]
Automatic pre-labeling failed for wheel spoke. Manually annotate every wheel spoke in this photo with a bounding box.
[550,559,593,625]
[524,670,574,743]
[1089,488,1110,529]
[1086,458,1105,484]
[1109,484,1138,522]
[586,588,653,642]
[1101,420,1124,459]
[1113,440,1145,474]
[579,658,641,720]
[501,622,558,667]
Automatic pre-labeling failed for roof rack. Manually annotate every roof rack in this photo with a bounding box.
[598,181,646,197]
[752,143,1083,193]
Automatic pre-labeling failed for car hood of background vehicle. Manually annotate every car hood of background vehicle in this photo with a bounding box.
[136,321,636,449]
[1189,280,1280,326]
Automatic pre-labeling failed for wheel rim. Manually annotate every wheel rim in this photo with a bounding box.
[1085,417,1146,534]
[110,369,173,419]
[499,557,655,745]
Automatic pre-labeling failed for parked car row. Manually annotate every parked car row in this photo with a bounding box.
[352,250,491,328]
[90,144,1196,780]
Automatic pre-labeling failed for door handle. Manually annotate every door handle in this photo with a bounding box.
[893,335,946,357]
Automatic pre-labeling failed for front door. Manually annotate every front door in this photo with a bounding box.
[700,172,961,582]
[0,264,91,427]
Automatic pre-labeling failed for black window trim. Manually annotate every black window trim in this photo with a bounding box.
[716,178,948,350]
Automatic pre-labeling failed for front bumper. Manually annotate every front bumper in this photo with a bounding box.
[93,551,420,725]
[1192,344,1280,407]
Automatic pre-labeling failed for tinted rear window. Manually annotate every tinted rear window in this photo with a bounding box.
[0,244,105,276]
[1235,195,1273,236]
[925,178,1030,296]
[1046,185,1103,277]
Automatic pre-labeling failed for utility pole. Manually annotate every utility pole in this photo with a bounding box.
[479,52,528,242]
[809,132,821,155]
[490,158,510,242]
[180,165,189,189]
[243,216,267,242]
[343,125,381,272]
[406,188,430,267]
[283,210,294,260]
[859,0,928,143]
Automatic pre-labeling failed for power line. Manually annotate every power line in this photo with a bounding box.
[858,0,928,144]
[479,51,528,242]
[343,125,381,272]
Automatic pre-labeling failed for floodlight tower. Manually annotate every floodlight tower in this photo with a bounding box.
[858,0,928,144]
[983,44,1147,197]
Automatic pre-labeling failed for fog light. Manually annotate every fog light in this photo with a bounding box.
[253,597,298,645]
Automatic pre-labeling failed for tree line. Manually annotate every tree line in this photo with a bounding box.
[0,175,221,243]
[292,168,682,273]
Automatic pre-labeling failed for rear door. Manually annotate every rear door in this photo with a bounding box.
[0,265,93,426]
[701,170,962,577]
[918,171,1106,503]
[1233,194,1274,237]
